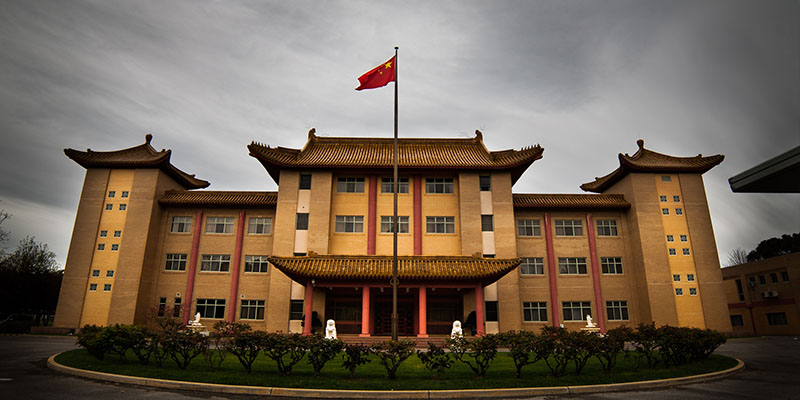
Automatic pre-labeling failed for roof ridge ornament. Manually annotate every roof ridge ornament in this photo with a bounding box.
[636,138,644,150]
[475,129,483,141]
[146,133,153,145]
[308,128,316,139]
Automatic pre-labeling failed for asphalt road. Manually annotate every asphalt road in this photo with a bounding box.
[0,334,798,399]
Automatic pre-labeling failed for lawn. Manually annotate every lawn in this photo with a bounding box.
[54,349,738,390]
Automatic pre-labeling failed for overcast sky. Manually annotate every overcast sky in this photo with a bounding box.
[0,0,797,267]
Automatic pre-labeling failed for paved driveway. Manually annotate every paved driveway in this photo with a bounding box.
[0,335,798,399]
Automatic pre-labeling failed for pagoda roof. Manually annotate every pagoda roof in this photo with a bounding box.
[64,134,210,189]
[268,254,521,286]
[248,129,543,184]
[580,139,724,193]
[513,193,630,209]
[159,190,277,208]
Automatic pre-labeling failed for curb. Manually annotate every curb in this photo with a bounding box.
[47,353,745,399]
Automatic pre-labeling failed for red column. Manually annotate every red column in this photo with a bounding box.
[586,213,606,332]
[418,286,428,338]
[367,176,377,255]
[302,282,314,336]
[544,213,560,326]
[413,176,422,255]
[475,284,485,336]
[182,210,203,325]
[227,210,246,322]
[360,286,371,337]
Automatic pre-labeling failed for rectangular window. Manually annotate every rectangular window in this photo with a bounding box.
[481,215,494,232]
[205,217,234,234]
[100,230,108,237]
[299,174,312,190]
[673,274,681,282]
[522,302,547,322]
[425,178,454,194]
[682,248,690,255]
[335,215,364,233]
[296,213,309,230]
[165,253,188,271]
[680,235,687,242]
[759,275,766,285]
[196,298,225,319]
[244,255,270,273]
[562,301,592,321]
[111,244,119,251]
[517,219,541,237]
[689,287,697,295]
[200,254,231,272]
[520,257,545,275]
[289,300,304,320]
[661,175,672,182]
[558,257,587,275]
[121,191,129,198]
[735,279,745,301]
[380,216,409,233]
[119,204,127,211]
[106,270,114,277]
[767,312,788,326]
[659,195,667,202]
[675,208,683,215]
[730,315,744,327]
[294,252,307,257]
[337,177,365,193]
[669,248,676,256]
[89,283,97,291]
[666,235,674,242]
[381,178,409,193]
[554,219,583,236]
[113,230,121,238]
[92,270,100,277]
[426,216,455,233]
[596,220,618,236]
[662,208,669,215]
[770,273,778,283]
[170,216,192,233]
[173,298,182,318]
[108,191,116,198]
[105,204,113,210]
[675,288,683,296]
[479,176,491,191]
[97,244,105,251]
[248,217,272,235]
[240,299,265,320]
[103,284,112,292]
[158,297,167,317]
[687,274,695,282]
[601,257,623,274]
[606,300,629,320]
[483,254,495,258]
[485,301,498,322]
[782,271,789,282]
[673,195,680,202]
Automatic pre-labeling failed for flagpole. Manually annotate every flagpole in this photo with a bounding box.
[391,46,399,342]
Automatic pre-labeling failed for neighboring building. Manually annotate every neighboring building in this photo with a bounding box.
[722,253,800,335]
[53,131,732,335]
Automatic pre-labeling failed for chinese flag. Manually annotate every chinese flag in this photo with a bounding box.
[356,56,395,91]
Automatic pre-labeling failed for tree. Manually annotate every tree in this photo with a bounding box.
[0,207,10,256]
[0,236,58,274]
[746,233,800,262]
[0,236,62,316]
[726,247,749,266]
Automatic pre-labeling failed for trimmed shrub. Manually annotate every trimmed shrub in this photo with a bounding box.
[564,330,597,375]
[631,323,661,368]
[341,343,371,378]
[163,329,208,370]
[499,330,541,378]
[76,324,108,360]
[538,326,570,377]
[416,342,451,379]
[305,335,344,377]
[262,333,307,375]
[224,330,266,373]
[371,340,416,380]
[592,325,632,373]
[447,334,499,378]
[687,328,726,361]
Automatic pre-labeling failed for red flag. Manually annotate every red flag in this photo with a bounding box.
[356,56,396,91]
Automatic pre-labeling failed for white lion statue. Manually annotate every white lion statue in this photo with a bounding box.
[325,319,337,340]
[451,320,463,338]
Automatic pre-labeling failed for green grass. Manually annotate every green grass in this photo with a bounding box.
[54,350,738,390]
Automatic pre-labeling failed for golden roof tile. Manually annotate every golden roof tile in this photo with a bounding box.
[513,193,630,209]
[580,139,724,193]
[64,134,210,189]
[159,190,277,208]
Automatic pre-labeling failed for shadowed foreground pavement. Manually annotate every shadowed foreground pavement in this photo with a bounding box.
[0,335,798,399]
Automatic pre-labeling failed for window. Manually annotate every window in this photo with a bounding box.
[106,270,114,277]
[770,273,778,283]
[680,235,687,242]
[689,288,697,296]
[103,284,112,292]
[380,216,409,233]
[165,254,187,271]
[517,219,541,237]
[289,300,304,320]
[173,298,182,318]
[337,177,365,193]
[687,274,695,282]
[294,252,307,257]
[562,301,592,321]
[596,220,618,236]
[119,204,127,211]
[89,283,97,291]
[735,279,745,301]
[105,204,113,210]
[170,216,192,233]
[483,254,495,258]
[481,215,494,232]
[158,297,167,317]
[782,271,790,282]
[767,312,788,326]
[426,216,455,233]
[666,235,674,242]
[425,178,454,194]
[91,269,100,277]
[759,275,766,285]
[662,208,669,215]
[196,298,225,319]
[730,315,744,327]
[200,254,231,272]
[108,191,116,198]
[248,217,272,234]
[244,255,270,273]
[554,219,583,236]
[675,208,683,215]
[479,176,491,191]
[240,300,265,320]
[97,244,105,251]
[673,195,680,202]
[673,274,681,282]
[381,178,409,193]
[299,174,312,190]
[522,302,547,322]
[100,230,108,237]
[675,288,683,296]
[295,213,309,230]
[682,248,690,255]
[606,301,629,320]
[520,257,545,275]
[113,230,121,238]
[121,191,129,198]
[111,244,119,251]
[558,257,587,275]
[485,301,498,322]
[668,248,676,256]
[661,175,672,182]
[659,195,667,202]
[205,217,234,234]
[335,215,364,233]
[601,257,623,274]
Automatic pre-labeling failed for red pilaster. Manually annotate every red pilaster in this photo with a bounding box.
[182,210,203,325]
[544,213,560,326]
[586,213,606,332]
[418,286,428,338]
[303,282,314,336]
[227,210,246,322]
[360,286,371,337]
[475,283,485,336]
[413,176,422,255]
[367,176,377,255]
